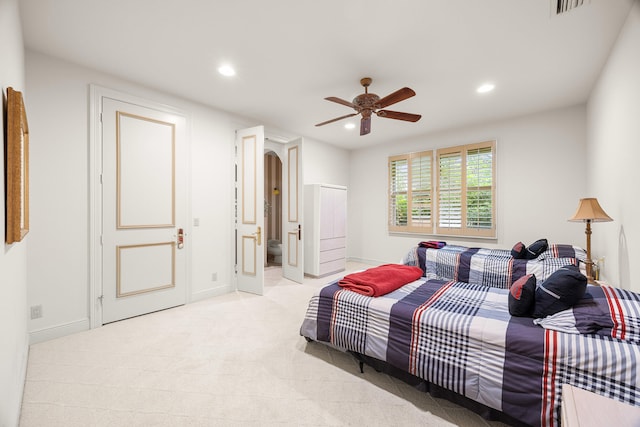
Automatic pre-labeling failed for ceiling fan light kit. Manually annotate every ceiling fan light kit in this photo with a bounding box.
[316,77,421,136]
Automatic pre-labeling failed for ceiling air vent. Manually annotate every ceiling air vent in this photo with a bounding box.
[554,0,589,15]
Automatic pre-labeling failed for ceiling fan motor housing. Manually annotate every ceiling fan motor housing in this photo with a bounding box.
[353,93,380,112]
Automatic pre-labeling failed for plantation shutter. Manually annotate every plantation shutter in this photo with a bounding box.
[389,156,409,229]
[389,151,432,232]
[437,150,463,233]
[466,146,493,230]
[410,152,432,228]
[436,141,495,237]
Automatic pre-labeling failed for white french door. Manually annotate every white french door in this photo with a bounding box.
[235,126,265,295]
[282,138,304,283]
[99,95,187,324]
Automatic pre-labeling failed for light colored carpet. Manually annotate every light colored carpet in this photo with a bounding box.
[20,263,509,426]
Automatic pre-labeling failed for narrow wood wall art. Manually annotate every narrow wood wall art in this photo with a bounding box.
[5,87,30,244]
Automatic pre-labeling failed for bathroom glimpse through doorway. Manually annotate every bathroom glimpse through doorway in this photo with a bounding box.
[262,136,304,285]
[264,151,282,268]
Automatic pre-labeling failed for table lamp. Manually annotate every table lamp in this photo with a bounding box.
[568,198,612,284]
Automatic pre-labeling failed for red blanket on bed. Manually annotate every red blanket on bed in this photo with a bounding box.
[338,264,424,297]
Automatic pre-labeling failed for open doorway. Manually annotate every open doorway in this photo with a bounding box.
[262,135,304,285]
[235,129,303,295]
[264,150,282,268]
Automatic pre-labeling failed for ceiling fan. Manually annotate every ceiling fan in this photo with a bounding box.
[315,77,421,136]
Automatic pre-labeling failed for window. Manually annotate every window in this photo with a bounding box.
[389,151,433,233]
[389,140,495,238]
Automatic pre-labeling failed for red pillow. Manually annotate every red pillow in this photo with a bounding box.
[509,274,536,317]
[511,241,527,259]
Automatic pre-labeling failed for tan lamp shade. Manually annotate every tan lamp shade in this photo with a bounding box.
[568,197,612,284]
[568,198,613,223]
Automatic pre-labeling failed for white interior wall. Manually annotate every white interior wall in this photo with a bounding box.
[587,0,640,291]
[24,50,245,341]
[27,52,242,341]
[0,0,28,424]
[24,50,350,343]
[302,138,350,186]
[347,105,588,265]
[263,135,350,200]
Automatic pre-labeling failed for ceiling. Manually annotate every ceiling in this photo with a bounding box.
[19,0,634,150]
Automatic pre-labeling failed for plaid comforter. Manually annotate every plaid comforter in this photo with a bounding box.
[402,244,587,289]
[300,279,640,427]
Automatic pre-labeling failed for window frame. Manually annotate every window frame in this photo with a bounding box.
[388,140,496,238]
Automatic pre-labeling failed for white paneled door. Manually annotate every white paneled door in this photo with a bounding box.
[282,138,304,283]
[235,126,265,295]
[100,97,187,324]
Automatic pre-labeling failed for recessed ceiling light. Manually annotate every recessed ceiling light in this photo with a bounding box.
[477,83,495,94]
[218,65,236,77]
[344,123,356,130]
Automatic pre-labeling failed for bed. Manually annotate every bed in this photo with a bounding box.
[299,244,640,427]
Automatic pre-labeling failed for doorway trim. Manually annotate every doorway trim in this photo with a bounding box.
[88,85,192,328]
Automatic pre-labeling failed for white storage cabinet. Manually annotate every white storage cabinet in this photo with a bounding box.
[304,184,347,277]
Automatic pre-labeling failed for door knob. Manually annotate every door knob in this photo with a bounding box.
[177,228,184,249]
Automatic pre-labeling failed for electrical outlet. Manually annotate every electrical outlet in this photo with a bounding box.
[212,272,217,281]
[30,305,43,319]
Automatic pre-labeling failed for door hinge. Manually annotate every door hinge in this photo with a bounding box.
[100,235,103,245]
[98,295,104,305]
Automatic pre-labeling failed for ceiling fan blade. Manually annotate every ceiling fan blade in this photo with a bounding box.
[376,110,422,122]
[325,96,356,108]
[360,116,371,136]
[375,87,416,109]
[315,113,358,127]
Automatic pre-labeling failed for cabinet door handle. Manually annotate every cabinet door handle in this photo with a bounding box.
[298,224,302,240]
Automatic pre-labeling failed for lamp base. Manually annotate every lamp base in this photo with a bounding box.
[585,259,596,285]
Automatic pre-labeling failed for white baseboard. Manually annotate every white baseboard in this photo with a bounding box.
[28,285,239,344]
[29,318,90,345]
[190,284,234,303]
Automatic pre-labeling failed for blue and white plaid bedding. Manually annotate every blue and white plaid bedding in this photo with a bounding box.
[300,279,640,427]
[402,244,587,289]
